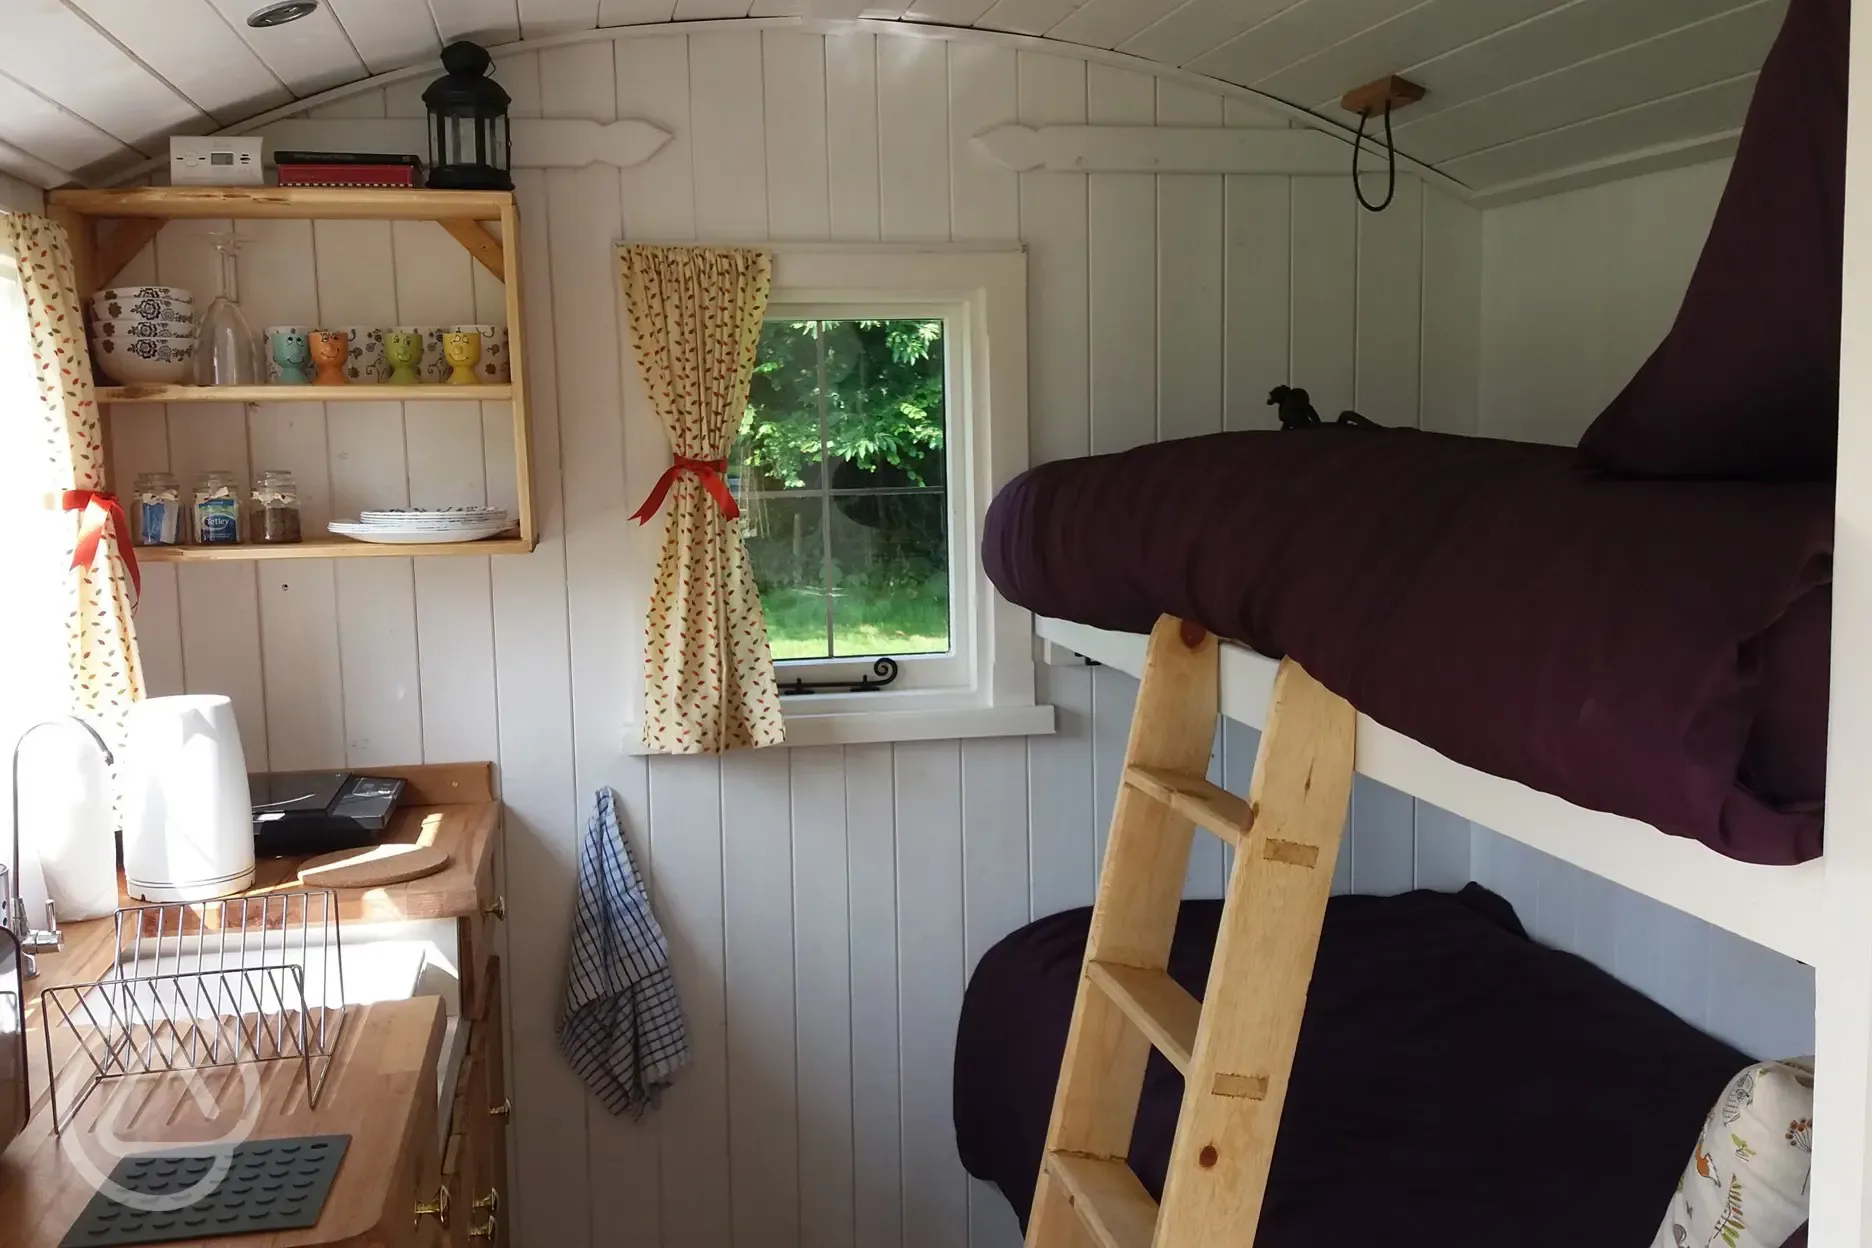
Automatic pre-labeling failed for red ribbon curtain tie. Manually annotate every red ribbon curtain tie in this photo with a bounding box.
[62,488,140,598]
[630,455,740,524]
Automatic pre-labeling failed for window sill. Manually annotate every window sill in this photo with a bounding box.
[621,703,1055,754]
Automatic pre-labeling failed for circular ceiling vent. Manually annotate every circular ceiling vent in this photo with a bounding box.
[247,0,319,27]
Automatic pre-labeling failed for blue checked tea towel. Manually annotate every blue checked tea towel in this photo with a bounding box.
[559,788,690,1118]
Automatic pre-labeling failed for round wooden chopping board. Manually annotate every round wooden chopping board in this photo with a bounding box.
[296,843,451,889]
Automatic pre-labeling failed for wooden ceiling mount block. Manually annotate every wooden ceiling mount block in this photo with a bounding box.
[1340,74,1426,118]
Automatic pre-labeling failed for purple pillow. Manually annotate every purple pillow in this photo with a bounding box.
[1578,0,1847,481]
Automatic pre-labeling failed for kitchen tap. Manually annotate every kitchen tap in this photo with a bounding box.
[6,717,114,977]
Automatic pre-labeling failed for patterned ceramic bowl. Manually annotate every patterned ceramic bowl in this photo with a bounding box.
[342,325,388,383]
[92,294,192,323]
[95,285,192,303]
[93,318,195,340]
[95,335,195,385]
[453,324,510,383]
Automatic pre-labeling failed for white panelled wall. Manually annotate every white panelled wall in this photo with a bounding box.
[105,26,1483,1248]
[1477,157,1816,1061]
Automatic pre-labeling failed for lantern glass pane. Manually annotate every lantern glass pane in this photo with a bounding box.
[448,116,466,164]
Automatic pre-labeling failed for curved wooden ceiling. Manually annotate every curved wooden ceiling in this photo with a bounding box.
[2,0,1780,194]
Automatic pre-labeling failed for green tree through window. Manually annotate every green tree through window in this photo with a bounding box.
[734,318,950,661]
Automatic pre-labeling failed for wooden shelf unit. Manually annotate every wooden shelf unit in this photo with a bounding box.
[136,535,531,562]
[98,383,515,404]
[46,185,536,560]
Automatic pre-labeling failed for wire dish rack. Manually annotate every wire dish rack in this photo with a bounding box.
[40,891,349,1134]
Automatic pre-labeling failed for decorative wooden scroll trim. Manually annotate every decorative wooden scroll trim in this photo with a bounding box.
[259,117,675,170]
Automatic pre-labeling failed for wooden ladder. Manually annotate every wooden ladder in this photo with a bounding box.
[1027,615,1356,1248]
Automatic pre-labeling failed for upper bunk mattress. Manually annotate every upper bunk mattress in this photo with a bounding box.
[983,428,1830,865]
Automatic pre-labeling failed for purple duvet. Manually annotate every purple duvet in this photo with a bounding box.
[955,888,1800,1246]
[984,428,1830,864]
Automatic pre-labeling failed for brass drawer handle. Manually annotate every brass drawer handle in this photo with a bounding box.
[474,1189,500,1214]
[484,895,506,920]
[470,1214,499,1241]
[414,1184,450,1229]
[489,1097,512,1120]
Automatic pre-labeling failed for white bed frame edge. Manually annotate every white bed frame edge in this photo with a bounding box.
[1036,616,1824,966]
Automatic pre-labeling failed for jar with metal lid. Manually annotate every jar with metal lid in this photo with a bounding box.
[131,472,182,546]
[250,470,302,544]
[192,470,242,545]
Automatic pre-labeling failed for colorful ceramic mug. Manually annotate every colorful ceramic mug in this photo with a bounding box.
[268,328,312,384]
[453,324,511,383]
[384,330,424,385]
[308,330,350,386]
[442,332,482,385]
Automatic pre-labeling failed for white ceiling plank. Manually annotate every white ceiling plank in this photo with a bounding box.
[671,0,754,15]
[1469,128,1739,207]
[1183,0,1434,87]
[599,0,678,18]
[972,121,1349,170]
[518,0,601,37]
[0,1,208,155]
[1446,72,1755,188]
[0,137,70,189]
[432,0,522,43]
[1248,0,1570,105]
[0,71,134,178]
[1120,0,1306,69]
[1315,0,1767,128]
[202,0,369,96]
[903,0,1000,25]
[1393,0,1784,164]
[1046,0,1183,49]
[975,0,1089,35]
[65,0,293,125]
[325,0,443,75]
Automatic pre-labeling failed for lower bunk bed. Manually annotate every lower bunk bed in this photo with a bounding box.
[956,886,1813,1248]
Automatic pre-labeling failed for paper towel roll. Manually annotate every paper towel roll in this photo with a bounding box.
[122,695,255,903]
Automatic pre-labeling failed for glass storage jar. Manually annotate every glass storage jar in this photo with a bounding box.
[131,472,182,546]
[193,470,242,545]
[250,470,302,544]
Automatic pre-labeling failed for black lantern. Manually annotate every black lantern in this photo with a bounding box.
[422,41,512,191]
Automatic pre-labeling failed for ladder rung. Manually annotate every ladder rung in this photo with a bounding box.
[1123,763,1253,845]
[1086,960,1199,1075]
[1045,1151,1159,1248]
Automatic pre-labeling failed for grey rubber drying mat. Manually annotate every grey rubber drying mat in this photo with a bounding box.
[60,1135,350,1247]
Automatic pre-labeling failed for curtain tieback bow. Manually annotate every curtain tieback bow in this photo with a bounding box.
[630,455,740,524]
[62,489,140,598]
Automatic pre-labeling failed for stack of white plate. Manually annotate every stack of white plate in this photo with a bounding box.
[91,286,196,385]
[329,507,511,545]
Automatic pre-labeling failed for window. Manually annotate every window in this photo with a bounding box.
[737,312,955,667]
[622,245,1050,748]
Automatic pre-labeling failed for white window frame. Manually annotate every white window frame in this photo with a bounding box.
[621,244,1050,750]
[750,298,973,696]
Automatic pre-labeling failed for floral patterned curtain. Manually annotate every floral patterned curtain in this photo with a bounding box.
[619,245,784,753]
[0,213,144,728]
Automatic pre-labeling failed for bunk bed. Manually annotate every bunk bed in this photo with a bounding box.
[961,0,1845,1243]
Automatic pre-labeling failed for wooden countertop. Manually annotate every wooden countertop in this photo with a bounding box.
[0,763,500,1245]
[0,996,444,1248]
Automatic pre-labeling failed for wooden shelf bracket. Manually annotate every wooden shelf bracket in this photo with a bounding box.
[438,220,505,279]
